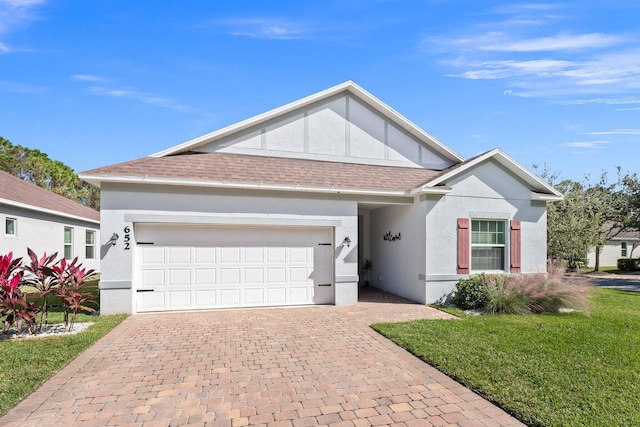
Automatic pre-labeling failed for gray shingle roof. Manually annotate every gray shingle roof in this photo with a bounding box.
[0,171,99,222]
[82,152,450,193]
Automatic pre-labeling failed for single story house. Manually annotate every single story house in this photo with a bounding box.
[0,170,100,271]
[587,229,640,267]
[80,81,562,315]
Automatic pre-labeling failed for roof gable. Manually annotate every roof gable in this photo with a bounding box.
[0,171,100,223]
[151,81,463,169]
[414,149,563,199]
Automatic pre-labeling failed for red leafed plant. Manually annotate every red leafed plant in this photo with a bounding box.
[22,248,58,332]
[0,250,98,336]
[53,257,97,332]
[0,253,38,334]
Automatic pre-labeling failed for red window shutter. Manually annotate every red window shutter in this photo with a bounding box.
[510,220,521,273]
[457,218,470,274]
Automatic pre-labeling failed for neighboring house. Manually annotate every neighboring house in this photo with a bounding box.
[0,170,100,271]
[80,81,562,315]
[587,229,640,267]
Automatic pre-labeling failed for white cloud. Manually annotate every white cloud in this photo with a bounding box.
[563,141,610,148]
[217,18,304,40]
[479,32,623,52]
[423,4,640,101]
[70,74,106,82]
[553,97,640,105]
[87,86,194,113]
[0,0,44,52]
[585,129,640,136]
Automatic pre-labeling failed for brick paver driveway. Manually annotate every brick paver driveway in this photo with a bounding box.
[1,288,523,427]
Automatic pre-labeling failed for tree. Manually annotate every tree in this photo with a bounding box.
[547,179,602,270]
[0,136,99,210]
[542,167,634,271]
[622,173,640,232]
[588,170,632,271]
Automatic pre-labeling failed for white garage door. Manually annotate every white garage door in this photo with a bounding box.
[134,224,333,312]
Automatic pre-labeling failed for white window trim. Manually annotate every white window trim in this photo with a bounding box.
[64,227,74,260]
[5,217,17,236]
[470,218,510,273]
[621,241,628,258]
[86,230,96,259]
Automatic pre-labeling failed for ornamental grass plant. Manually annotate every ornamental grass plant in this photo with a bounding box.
[451,270,591,315]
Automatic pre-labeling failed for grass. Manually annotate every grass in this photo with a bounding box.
[582,266,637,274]
[373,288,640,426]
[0,280,126,416]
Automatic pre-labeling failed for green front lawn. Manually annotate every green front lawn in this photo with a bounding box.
[0,281,126,416]
[373,288,640,426]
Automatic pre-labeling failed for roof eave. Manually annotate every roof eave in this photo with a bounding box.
[80,173,412,198]
[0,197,100,225]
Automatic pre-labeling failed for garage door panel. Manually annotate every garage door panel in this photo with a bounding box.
[289,247,309,262]
[267,247,286,262]
[136,226,333,312]
[289,267,309,282]
[195,247,216,263]
[220,268,241,284]
[142,247,165,263]
[220,247,241,263]
[288,287,308,304]
[267,288,287,304]
[141,270,165,287]
[244,288,264,305]
[219,289,241,306]
[139,291,165,310]
[195,269,216,285]
[168,269,191,286]
[244,247,264,263]
[167,291,191,309]
[244,268,264,284]
[267,268,286,283]
[193,290,216,307]
[168,247,191,263]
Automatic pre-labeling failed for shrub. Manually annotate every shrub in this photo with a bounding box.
[451,275,490,310]
[0,249,97,335]
[511,272,591,315]
[617,258,640,271]
[483,275,531,314]
[452,272,592,315]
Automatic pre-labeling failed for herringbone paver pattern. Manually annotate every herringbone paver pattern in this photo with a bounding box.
[0,288,524,426]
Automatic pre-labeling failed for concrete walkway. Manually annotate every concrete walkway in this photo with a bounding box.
[1,288,524,427]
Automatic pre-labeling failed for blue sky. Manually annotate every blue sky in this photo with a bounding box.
[1,0,639,182]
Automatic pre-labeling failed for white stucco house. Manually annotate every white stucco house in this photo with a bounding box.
[80,81,562,315]
[587,229,640,268]
[0,170,100,271]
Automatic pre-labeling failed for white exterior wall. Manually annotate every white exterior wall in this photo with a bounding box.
[370,201,427,303]
[587,240,640,267]
[0,204,100,272]
[203,95,455,170]
[99,183,359,314]
[422,160,548,302]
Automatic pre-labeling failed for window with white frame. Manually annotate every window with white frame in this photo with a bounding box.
[5,217,16,236]
[86,230,95,259]
[471,220,506,271]
[621,241,628,257]
[64,227,73,260]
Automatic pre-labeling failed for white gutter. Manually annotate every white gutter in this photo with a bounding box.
[0,197,100,225]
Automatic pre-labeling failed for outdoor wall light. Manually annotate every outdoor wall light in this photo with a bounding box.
[343,236,352,247]
[108,233,119,246]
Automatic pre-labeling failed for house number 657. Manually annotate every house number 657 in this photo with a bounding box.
[123,226,131,250]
